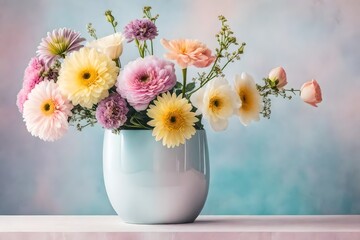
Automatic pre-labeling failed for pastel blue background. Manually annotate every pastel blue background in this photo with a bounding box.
[1,0,359,214]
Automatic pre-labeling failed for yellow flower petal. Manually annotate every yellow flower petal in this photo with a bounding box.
[58,47,119,108]
[147,92,198,148]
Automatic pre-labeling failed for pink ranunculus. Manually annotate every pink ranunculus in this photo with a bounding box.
[268,66,287,89]
[300,79,322,107]
[117,56,177,111]
[160,38,215,69]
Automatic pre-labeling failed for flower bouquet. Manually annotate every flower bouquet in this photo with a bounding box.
[16,6,323,224]
[16,6,322,146]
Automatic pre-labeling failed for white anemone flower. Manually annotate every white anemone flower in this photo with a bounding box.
[234,73,262,126]
[190,77,240,131]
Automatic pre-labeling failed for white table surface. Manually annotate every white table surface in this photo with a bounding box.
[0,215,359,240]
[0,215,359,232]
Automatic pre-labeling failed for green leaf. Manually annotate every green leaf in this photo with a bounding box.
[134,111,147,120]
[174,81,183,89]
[175,89,182,96]
[185,82,196,92]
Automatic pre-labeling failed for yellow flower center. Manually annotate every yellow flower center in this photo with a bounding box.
[209,96,223,113]
[239,89,251,111]
[79,68,98,87]
[163,110,185,130]
[49,37,68,55]
[41,99,56,116]
[181,47,187,54]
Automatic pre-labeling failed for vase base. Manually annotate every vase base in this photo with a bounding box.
[120,218,196,225]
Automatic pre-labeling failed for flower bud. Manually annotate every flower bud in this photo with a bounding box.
[105,10,115,23]
[268,66,287,89]
[300,79,322,107]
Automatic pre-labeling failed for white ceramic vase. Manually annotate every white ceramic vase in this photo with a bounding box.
[103,129,210,224]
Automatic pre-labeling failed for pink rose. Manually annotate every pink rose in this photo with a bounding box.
[300,79,322,107]
[268,66,287,89]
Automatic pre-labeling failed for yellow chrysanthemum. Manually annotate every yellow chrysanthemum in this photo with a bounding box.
[57,47,119,108]
[234,73,262,126]
[147,92,198,148]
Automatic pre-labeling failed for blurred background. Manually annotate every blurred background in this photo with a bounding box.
[0,0,359,214]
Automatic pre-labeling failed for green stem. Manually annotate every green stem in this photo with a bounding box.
[204,55,221,83]
[129,116,151,129]
[143,41,151,55]
[187,47,225,98]
[80,122,94,128]
[135,39,144,58]
[187,58,220,98]
[111,23,117,34]
[220,54,238,72]
[284,89,301,92]
[187,52,240,99]
[182,68,187,98]
[150,40,154,55]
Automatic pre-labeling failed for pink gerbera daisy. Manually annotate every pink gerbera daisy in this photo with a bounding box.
[23,80,73,141]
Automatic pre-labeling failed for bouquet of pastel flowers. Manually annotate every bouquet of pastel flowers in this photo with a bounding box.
[16,6,322,148]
